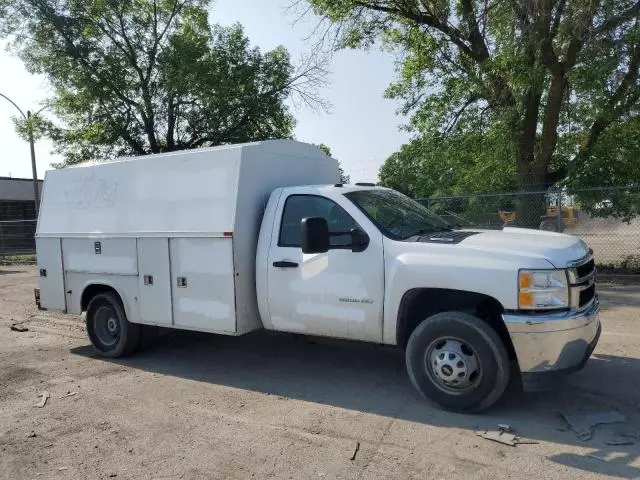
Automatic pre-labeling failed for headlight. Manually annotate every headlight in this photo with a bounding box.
[518,269,569,309]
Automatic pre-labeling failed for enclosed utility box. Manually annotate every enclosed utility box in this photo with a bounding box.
[36,140,338,334]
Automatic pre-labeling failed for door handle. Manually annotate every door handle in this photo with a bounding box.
[273,261,299,268]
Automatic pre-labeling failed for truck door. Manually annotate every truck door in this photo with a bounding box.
[266,194,384,342]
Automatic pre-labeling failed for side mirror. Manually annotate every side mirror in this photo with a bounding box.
[350,228,370,252]
[301,217,329,254]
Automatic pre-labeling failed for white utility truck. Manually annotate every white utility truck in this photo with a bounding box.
[35,140,600,411]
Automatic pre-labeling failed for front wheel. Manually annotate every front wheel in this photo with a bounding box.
[405,311,510,412]
[86,292,140,358]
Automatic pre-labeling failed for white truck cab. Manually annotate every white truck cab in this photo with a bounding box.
[35,140,600,412]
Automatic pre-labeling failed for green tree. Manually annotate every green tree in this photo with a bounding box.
[1,0,328,165]
[314,142,351,183]
[564,116,640,219]
[379,129,516,198]
[305,0,640,220]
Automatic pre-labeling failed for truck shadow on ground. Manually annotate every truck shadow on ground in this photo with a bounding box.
[72,330,640,478]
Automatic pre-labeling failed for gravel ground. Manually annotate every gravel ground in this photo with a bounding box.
[570,216,640,267]
[1,266,639,480]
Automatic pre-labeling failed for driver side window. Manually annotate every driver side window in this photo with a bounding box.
[279,195,358,248]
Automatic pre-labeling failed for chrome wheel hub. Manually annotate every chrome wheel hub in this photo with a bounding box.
[426,338,481,393]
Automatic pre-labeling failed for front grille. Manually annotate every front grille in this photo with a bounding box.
[569,253,597,309]
[575,257,596,281]
[579,283,596,307]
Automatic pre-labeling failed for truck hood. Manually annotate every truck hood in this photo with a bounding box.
[455,227,589,267]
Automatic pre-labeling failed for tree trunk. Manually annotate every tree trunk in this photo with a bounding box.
[513,88,548,229]
[166,95,176,151]
[515,172,548,229]
[515,142,550,229]
[515,149,549,229]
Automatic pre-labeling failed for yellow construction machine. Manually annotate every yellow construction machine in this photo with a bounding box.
[498,206,579,231]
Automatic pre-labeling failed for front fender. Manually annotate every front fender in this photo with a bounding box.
[381,244,549,345]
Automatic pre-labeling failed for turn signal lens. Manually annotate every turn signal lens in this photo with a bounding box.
[518,291,534,308]
[519,271,533,289]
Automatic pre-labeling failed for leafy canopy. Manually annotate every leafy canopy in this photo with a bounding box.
[1,0,328,165]
[306,0,640,216]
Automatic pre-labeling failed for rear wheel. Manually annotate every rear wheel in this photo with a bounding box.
[86,292,140,357]
[405,311,510,412]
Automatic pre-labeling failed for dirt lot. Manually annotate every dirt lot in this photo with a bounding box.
[1,266,639,480]
[570,216,640,267]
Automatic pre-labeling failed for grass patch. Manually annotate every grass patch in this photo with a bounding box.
[0,254,36,265]
[597,255,640,275]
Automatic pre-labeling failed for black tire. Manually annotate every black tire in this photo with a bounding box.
[405,311,510,412]
[86,292,140,358]
[539,219,558,232]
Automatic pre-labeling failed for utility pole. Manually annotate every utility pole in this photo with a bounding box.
[27,111,41,216]
[0,93,47,217]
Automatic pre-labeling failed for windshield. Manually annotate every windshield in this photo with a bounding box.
[344,189,451,240]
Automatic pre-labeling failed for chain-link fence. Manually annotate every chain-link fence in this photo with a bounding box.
[418,186,640,271]
[1,186,638,269]
[0,220,37,256]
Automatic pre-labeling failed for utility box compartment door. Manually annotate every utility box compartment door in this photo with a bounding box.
[169,238,236,333]
[35,237,66,311]
[62,238,137,275]
[137,238,172,326]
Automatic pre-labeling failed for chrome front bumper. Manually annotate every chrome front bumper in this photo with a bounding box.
[502,297,600,374]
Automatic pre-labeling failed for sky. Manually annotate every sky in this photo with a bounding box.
[0,0,411,182]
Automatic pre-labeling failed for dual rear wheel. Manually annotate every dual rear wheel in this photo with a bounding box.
[86,293,140,358]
